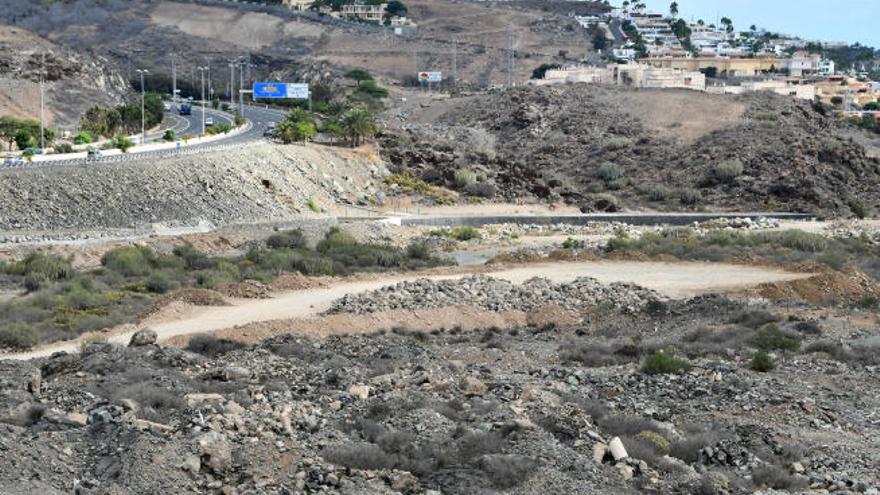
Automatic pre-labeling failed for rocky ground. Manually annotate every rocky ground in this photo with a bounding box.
[1,289,879,494]
[381,85,880,217]
[0,25,127,129]
[0,143,387,238]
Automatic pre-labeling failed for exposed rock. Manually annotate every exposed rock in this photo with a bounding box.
[128,328,157,347]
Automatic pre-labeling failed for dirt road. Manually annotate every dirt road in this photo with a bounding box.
[2,260,813,360]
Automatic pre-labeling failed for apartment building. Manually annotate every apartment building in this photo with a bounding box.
[537,64,706,91]
[341,2,387,23]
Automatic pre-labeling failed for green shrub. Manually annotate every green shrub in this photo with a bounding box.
[849,201,867,219]
[406,242,430,260]
[53,143,74,154]
[266,229,308,250]
[750,351,774,372]
[145,271,176,294]
[308,197,321,213]
[454,169,478,189]
[163,129,176,142]
[678,188,702,205]
[0,322,38,349]
[451,226,481,241]
[592,193,619,212]
[756,230,827,252]
[641,352,692,375]
[172,242,215,270]
[101,245,156,277]
[751,323,801,352]
[596,162,624,182]
[605,136,633,150]
[712,159,744,182]
[636,430,670,454]
[562,237,577,249]
[112,134,134,152]
[73,131,94,145]
[317,227,358,252]
[6,253,73,291]
[645,185,672,202]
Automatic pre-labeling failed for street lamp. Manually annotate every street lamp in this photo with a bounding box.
[136,68,149,145]
[228,61,236,109]
[197,66,208,134]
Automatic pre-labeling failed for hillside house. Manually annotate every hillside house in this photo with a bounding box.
[341,2,387,23]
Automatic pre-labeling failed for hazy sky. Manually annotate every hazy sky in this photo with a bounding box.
[641,0,879,48]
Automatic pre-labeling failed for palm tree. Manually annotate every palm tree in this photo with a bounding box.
[621,0,630,12]
[342,107,377,147]
[720,17,734,34]
[697,19,704,27]
[669,1,678,18]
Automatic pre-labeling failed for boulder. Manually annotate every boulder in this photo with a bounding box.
[198,431,233,474]
[609,437,628,461]
[461,376,488,397]
[129,328,158,347]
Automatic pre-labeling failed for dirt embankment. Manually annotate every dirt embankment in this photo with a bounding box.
[0,143,386,236]
[382,85,880,217]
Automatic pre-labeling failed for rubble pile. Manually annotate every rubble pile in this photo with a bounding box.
[328,274,659,314]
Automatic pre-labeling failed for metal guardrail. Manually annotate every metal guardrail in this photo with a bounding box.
[1,139,263,170]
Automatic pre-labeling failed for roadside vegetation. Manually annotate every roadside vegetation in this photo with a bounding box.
[0,228,448,350]
[605,228,880,277]
[0,115,56,151]
[80,93,164,138]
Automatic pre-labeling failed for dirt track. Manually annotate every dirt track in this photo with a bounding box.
[1,260,813,361]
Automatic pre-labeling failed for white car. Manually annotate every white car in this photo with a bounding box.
[205,117,214,127]
[163,102,172,111]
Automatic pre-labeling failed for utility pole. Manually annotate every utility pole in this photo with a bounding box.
[39,52,45,150]
[228,61,236,108]
[452,38,457,91]
[171,53,177,101]
[507,25,516,88]
[197,66,207,134]
[239,60,245,116]
[136,68,148,145]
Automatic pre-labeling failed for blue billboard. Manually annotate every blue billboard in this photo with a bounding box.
[253,82,310,99]
[253,82,287,99]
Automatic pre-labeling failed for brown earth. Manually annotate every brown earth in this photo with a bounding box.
[741,268,880,305]
[381,84,880,217]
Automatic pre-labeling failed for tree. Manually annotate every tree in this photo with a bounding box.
[697,19,704,26]
[750,24,757,32]
[342,107,377,147]
[385,0,407,16]
[591,29,608,51]
[14,130,36,151]
[531,63,561,80]
[669,1,678,18]
[720,17,734,34]
[622,0,629,11]
[344,69,373,87]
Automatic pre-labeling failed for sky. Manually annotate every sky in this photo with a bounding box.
[641,0,880,48]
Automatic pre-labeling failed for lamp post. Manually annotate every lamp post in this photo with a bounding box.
[136,68,149,145]
[228,62,236,109]
[197,66,208,134]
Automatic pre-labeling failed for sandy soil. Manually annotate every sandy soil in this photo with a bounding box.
[2,260,813,360]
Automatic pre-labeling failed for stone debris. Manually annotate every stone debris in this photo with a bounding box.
[328,274,658,315]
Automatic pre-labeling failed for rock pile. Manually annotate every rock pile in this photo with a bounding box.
[328,274,658,314]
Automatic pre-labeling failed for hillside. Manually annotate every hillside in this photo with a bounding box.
[0,0,602,92]
[0,25,127,128]
[380,84,880,217]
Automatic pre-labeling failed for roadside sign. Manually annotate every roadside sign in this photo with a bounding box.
[418,71,442,83]
[253,82,287,99]
[253,82,310,99]
[286,83,309,99]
